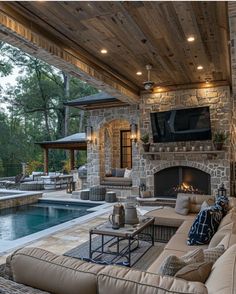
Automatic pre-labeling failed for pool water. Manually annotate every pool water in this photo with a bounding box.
[0,202,98,240]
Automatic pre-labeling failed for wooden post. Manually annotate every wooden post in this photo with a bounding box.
[70,149,75,171]
[44,148,49,174]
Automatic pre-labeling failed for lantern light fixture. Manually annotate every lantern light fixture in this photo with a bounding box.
[130,123,138,142]
[86,126,93,143]
[218,183,227,197]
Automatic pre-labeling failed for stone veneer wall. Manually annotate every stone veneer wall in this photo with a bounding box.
[228,4,236,196]
[87,105,139,186]
[139,86,232,196]
[86,86,232,196]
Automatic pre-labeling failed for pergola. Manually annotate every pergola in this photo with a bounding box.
[36,133,87,174]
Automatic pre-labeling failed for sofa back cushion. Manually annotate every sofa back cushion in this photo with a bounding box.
[218,210,236,230]
[8,247,104,294]
[98,265,208,294]
[208,222,236,248]
[205,244,236,294]
[177,194,214,213]
[175,195,190,215]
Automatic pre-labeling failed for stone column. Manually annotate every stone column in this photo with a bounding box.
[44,148,49,174]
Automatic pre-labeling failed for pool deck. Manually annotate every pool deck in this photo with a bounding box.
[0,189,111,264]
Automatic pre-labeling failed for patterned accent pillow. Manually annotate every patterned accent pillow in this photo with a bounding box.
[187,207,223,245]
[181,248,204,264]
[158,255,186,276]
[116,168,125,177]
[203,245,225,263]
[175,262,213,283]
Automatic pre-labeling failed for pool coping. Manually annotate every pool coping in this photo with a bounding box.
[0,189,43,201]
[0,198,113,255]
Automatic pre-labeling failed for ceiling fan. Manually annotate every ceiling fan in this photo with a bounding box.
[143,64,155,91]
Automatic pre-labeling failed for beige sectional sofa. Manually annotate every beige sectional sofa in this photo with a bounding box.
[3,194,236,294]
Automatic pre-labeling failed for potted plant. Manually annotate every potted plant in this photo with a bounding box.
[213,131,228,150]
[140,133,150,152]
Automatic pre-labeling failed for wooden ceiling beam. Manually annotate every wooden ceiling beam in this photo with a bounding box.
[0,4,140,105]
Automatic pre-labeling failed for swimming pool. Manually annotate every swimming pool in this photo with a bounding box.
[0,201,99,240]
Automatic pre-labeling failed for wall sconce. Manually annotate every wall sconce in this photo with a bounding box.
[130,123,138,142]
[218,183,227,197]
[86,126,93,143]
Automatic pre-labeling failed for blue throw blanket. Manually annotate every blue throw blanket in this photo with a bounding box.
[187,195,229,245]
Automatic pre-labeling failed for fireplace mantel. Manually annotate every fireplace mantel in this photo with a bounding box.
[143,150,225,160]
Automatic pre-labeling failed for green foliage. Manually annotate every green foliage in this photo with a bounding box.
[213,131,228,143]
[0,42,97,176]
[26,160,44,175]
[140,133,149,144]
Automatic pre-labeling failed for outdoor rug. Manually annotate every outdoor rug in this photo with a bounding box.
[64,236,164,270]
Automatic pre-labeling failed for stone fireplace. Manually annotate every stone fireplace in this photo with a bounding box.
[154,166,211,198]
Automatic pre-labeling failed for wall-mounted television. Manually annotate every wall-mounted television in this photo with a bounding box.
[150,106,212,143]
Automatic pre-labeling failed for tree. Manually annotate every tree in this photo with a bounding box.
[0,42,97,175]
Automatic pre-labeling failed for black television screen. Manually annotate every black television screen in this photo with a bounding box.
[150,106,212,143]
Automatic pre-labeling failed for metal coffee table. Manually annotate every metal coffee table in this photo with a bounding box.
[89,217,154,267]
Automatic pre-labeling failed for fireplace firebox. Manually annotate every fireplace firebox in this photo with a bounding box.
[154,166,211,198]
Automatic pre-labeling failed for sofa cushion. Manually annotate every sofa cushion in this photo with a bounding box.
[177,194,214,213]
[111,168,116,177]
[165,233,208,253]
[158,255,187,276]
[203,245,225,263]
[175,195,190,215]
[208,222,236,248]
[218,210,236,230]
[115,168,125,177]
[8,247,104,294]
[98,265,208,294]
[218,232,236,249]
[205,244,236,294]
[176,220,193,234]
[175,262,213,283]
[145,207,196,227]
[101,177,132,186]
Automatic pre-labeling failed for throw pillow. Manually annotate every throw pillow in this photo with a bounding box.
[203,245,225,263]
[105,173,112,177]
[175,262,213,283]
[116,168,125,177]
[187,207,223,245]
[201,199,215,211]
[181,248,204,264]
[175,195,190,215]
[158,255,186,276]
[124,168,132,178]
[111,168,116,177]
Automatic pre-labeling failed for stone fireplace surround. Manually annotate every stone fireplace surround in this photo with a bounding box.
[86,85,232,197]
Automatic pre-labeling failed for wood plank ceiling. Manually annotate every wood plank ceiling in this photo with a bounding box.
[1,1,231,93]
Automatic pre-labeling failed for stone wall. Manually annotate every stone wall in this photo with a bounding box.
[229,4,236,196]
[138,86,232,196]
[87,105,139,186]
[86,85,232,196]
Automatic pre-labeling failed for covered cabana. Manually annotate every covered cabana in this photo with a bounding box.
[36,133,87,174]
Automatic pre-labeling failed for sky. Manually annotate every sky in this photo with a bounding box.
[1,67,19,88]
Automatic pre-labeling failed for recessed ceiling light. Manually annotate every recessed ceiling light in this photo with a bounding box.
[100,49,108,54]
[197,65,203,70]
[136,71,142,76]
[187,36,195,42]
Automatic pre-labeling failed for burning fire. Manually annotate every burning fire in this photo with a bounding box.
[174,182,200,194]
